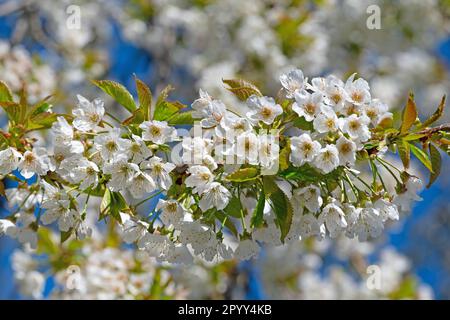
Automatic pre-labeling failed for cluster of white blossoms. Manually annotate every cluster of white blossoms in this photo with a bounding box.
[261,241,433,300]
[0,41,56,103]
[10,245,183,300]
[0,67,440,264]
[10,235,434,300]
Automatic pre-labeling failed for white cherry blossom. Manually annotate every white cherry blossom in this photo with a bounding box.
[72,95,105,132]
[246,95,282,125]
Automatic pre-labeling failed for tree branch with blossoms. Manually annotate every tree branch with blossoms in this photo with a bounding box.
[0,69,448,263]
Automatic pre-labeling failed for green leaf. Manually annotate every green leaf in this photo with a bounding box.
[0,180,5,197]
[223,195,242,218]
[214,211,238,237]
[37,227,58,254]
[223,78,262,101]
[0,81,13,102]
[27,112,59,131]
[168,111,194,125]
[135,77,152,121]
[83,183,105,197]
[99,188,112,220]
[398,139,410,169]
[156,84,174,104]
[421,95,446,128]
[154,100,185,121]
[18,87,28,124]
[27,95,53,119]
[427,144,441,188]
[250,191,265,228]
[388,276,417,300]
[152,85,186,121]
[402,133,427,141]
[400,93,418,134]
[60,229,73,244]
[409,143,433,172]
[280,164,322,182]
[369,159,378,187]
[292,116,313,131]
[278,141,291,171]
[226,167,259,182]
[0,101,20,123]
[122,108,145,125]
[262,176,278,197]
[270,188,293,242]
[100,189,129,222]
[111,192,128,223]
[92,80,136,113]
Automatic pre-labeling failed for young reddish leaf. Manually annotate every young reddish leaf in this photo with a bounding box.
[421,95,446,128]
[135,77,152,121]
[223,78,262,101]
[0,81,13,102]
[400,93,418,134]
[0,101,20,123]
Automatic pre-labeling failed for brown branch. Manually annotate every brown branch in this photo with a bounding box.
[417,123,450,135]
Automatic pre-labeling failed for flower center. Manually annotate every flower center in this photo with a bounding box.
[131,143,141,153]
[150,126,161,137]
[346,104,359,116]
[234,122,245,130]
[106,140,117,152]
[340,142,352,154]
[261,107,273,118]
[153,164,162,173]
[349,120,360,131]
[167,202,177,213]
[302,142,312,157]
[244,138,253,151]
[120,164,130,174]
[200,173,211,181]
[351,92,363,103]
[326,118,335,129]
[24,153,35,164]
[304,103,316,115]
[322,150,332,161]
[89,113,100,123]
[330,93,342,104]
[55,153,65,163]
[366,108,377,119]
